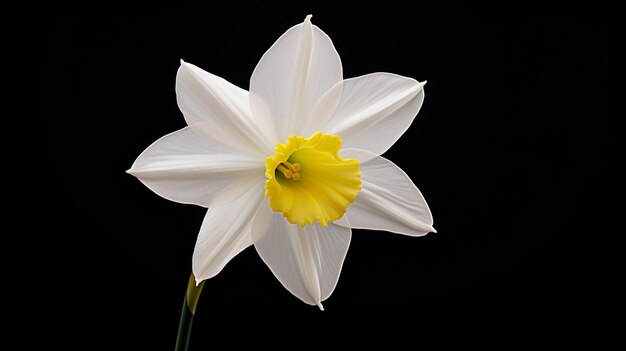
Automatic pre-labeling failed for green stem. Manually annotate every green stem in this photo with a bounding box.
[175,274,205,351]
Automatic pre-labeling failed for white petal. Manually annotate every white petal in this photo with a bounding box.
[250,15,343,141]
[177,60,274,156]
[192,180,265,281]
[252,205,351,309]
[341,149,435,236]
[300,81,343,137]
[128,127,264,207]
[325,73,425,156]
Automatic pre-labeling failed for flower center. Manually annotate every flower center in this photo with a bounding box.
[264,131,362,227]
[276,161,302,181]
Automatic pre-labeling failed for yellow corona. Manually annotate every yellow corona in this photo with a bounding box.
[265,131,362,227]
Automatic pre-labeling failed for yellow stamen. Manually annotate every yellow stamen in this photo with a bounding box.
[277,164,293,179]
[282,160,296,170]
[278,162,301,181]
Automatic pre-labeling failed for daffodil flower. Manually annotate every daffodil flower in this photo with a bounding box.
[128,15,435,310]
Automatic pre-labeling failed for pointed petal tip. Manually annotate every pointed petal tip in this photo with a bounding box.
[429,226,437,234]
[179,59,191,69]
[316,301,324,311]
[305,14,312,23]
[125,168,134,175]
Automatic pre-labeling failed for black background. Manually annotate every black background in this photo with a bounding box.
[37,1,609,347]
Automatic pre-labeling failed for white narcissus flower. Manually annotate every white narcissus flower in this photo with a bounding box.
[128,15,435,310]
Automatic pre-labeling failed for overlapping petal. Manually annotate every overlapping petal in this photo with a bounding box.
[177,61,275,156]
[193,180,266,281]
[341,149,435,236]
[127,127,264,207]
[252,205,351,309]
[250,15,343,142]
[324,73,425,157]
